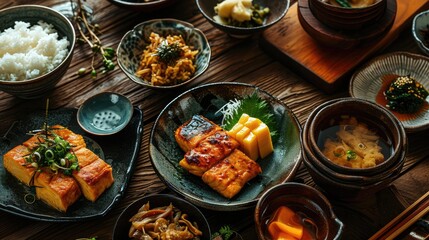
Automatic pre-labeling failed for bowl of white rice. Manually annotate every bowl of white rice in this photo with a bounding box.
[0,5,76,99]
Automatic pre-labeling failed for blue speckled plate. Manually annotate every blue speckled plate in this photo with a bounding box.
[0,107,143,222]
[117,18,211,89]
[149,82,302,211]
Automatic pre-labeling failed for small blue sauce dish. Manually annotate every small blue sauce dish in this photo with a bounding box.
[77,92,133,135]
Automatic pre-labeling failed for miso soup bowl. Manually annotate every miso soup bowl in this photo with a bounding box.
[255,182,344,240]
[309,0,387,30]
[301,98,407,200]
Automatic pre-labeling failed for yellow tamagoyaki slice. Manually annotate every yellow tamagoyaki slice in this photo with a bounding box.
[242,131,259,161]
[238,113,250,124]
[252,122,273,159]
[228,122,244,139]
[244,116,262,130]
[235,126,251,146]
[228,114,250,139]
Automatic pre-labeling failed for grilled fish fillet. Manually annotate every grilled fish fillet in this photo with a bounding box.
[179,130,239,176]
[202,149,262,199]
[175,115,222,152]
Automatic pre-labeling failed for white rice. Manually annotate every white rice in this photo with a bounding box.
[0,21,70,81]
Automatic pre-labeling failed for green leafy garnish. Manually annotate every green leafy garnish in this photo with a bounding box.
[212,225,242,240]
[24,128,80,183]
[346,150,356,161]
[156,40,183,64]
[218,93,276,138]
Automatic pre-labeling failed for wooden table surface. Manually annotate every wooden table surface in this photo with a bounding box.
[1,0,429,239]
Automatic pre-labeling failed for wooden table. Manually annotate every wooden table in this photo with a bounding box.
[0,0,428,239]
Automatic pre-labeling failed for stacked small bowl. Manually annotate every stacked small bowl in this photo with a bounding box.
[309,0,387,30]
[301,98,407,200]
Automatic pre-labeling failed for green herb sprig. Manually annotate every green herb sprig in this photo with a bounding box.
[212,225,242,240]
[24,127,79,186]
[218,93,277,138]
[72,0,115,78]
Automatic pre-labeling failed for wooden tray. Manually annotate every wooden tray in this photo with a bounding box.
[260,0,429,93]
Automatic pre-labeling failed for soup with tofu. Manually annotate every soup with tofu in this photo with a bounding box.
[316,115,393,169]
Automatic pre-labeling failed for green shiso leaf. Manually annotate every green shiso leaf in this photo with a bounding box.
[219,93,276,137]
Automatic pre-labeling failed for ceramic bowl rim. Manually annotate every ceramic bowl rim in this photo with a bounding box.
[112,193,211,240]
[77,92,133,136]
[311,0,385,10]
[254,182,344,240]
[412,9,429,53]
[116,18,211,90]
[0,4,76,85]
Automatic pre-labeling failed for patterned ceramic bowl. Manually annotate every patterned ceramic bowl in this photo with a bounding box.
[117,18,211,90]
[412,9,429,56]
[0,5,75,99]
[349,52,429,133]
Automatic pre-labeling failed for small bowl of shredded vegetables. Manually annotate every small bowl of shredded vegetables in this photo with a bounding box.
[113,193,211,240]
[196,0,290,38]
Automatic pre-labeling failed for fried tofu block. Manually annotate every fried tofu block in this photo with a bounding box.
[202,149,262,199]
[73,155,114,202]
[22,125,86,151]
[179,130,239,176]
[175,115,222,152]
[3,145,34,186]
[50,125,86,150]
[35,171,82,212]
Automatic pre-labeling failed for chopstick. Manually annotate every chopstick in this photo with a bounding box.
[369,190,429,240]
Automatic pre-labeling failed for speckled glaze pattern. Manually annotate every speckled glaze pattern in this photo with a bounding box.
[349,52,429,132]
[0,108,143,221]
[117,18,211,89]
[412,10,429,56]
[77,92,133,136]
[0,5,76,99]
[149,82,302,211]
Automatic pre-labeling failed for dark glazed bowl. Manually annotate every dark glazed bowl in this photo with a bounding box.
[255,182,343,240]
[196,0,290,38]
[113,194,211,240]
[107,0,177,12]
[301,98,407,200]
[0,5,75,99]
[309,0,386,30]
[149,82,302,211]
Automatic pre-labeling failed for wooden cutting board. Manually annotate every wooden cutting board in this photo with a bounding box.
[260,0,429,93]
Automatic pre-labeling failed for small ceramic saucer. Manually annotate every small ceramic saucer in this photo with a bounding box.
[77,92,133,135]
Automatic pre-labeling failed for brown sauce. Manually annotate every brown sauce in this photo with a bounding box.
[375,74,429,121]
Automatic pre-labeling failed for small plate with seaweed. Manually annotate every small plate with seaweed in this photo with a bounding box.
[149,82,302,211]
[350,52,429,133]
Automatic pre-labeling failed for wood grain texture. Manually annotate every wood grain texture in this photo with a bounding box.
[261,0,429,93]
[0,0,428,239]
